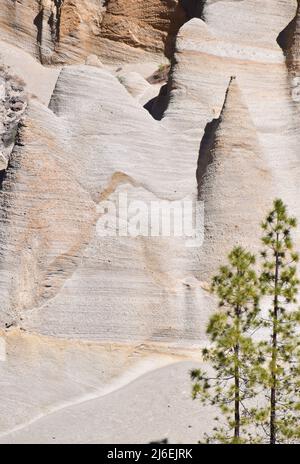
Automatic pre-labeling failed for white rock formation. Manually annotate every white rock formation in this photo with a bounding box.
[0,0,300,444]
[116,71,159,105]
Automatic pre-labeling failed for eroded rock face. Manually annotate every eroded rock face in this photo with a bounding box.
[0,1,105,64]
[0,0,187,64]
[163,4,300,275]
[0,68,27,170]
[196,77,273,279]
[1,0,300,444]
[0,1,38,57]
[101,0,186,57]
[277,0,300,104]
[0,65,210,343]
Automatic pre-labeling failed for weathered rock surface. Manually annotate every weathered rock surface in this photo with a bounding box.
[196,77,273,279]
[0,64,211,343]
[0,0,188,64]
[100,0,186,58]
[0,0,105,64]
[0,41,61,105]
[0,67,27,170]
[1,0,300,444]
[278,0,300,104]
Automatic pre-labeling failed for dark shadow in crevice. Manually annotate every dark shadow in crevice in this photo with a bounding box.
[48,11,55,41]
[54,0,63,43]
[144,84,169,121]
[164,0,205,58]
[47,0,63,45]
[0,153,15,192]
[180,0,206,20]
[277,1,299,68]
[277,17,296,57]
[0,118,25,191]
[0,169,6,190]
[34,1,63,63]
[34,9,43,47]
[34,8,44,63]
[144,48,179,121]
[156,1,206,120]
[196,117,220,199]
[141,1,206,121]
[164,2,187,59]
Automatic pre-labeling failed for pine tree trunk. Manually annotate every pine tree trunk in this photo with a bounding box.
[270,244,279,445]
[234,342,240,440]
[270,310,277,444]
[234,306,241,441]
[270,324,277,445]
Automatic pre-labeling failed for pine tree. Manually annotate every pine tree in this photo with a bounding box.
[191,247,260,443]
[255,199,300,443]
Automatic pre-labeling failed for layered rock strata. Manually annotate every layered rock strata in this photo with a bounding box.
[0,0,300,444]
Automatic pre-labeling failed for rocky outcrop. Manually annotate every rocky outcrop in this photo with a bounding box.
[0,1,38,57]
[0,1,106,64]
[1,0,300,444]
[197,77,273,279]
[0,68,27,171]
[101,0,186,58]
[164,4,300,269]
[0,65,209,343]
[0,0,188,64]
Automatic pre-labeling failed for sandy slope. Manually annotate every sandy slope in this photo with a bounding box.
[0,361,213,444]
